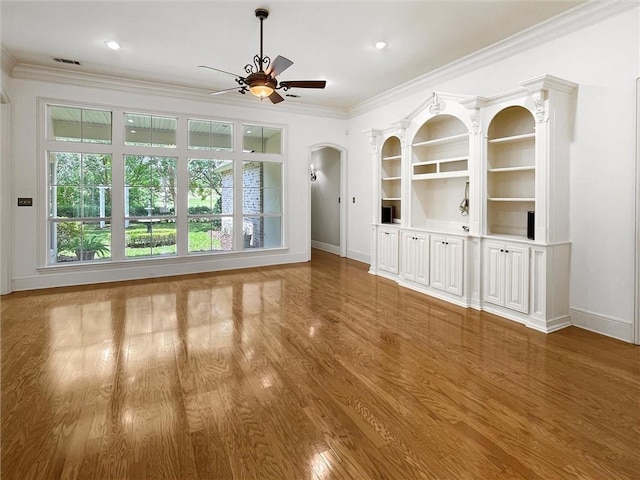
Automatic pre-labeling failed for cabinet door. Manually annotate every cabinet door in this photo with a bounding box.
[402,232,417,282]
[483,242,505,306]
[377,230,390,272]
[445,237,463,296]
[414,234,429,285]
[387,229,399,274]
[403,233,429,285]
[430,236,447,291]
[504,245,529,313]
[378,228,399,274]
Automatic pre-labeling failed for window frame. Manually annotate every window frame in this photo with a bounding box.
[38,97,287,269]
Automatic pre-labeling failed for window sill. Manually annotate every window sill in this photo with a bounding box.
[37,247,290,273]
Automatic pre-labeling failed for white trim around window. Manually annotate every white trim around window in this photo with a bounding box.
[38,97,288,270]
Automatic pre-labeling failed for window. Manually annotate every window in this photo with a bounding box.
[188,120,232,151]
[124,156,177,257]
[49,152,112,263]
[243,161,282,249]
[188,159,233,253]
[243,125,282,154]
[49,106,112,144]
[45,102,285,265]
[124,113,177,147]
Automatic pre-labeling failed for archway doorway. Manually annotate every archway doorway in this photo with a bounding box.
[309,144,347,257]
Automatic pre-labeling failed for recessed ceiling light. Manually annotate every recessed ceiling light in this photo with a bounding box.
[375,41,387,50]
[105,41,122,50]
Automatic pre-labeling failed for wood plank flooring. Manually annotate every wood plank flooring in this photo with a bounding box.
[2,249,639,479]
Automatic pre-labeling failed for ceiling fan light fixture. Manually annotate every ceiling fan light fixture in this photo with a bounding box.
[249,84,274,98]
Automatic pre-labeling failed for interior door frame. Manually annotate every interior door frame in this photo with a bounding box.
[0,88,12,295]
[308,143,348,258]
[635,76,639,345]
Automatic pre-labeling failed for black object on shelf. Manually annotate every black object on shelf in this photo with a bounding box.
[381,206,393,224]
[527,211,535,240]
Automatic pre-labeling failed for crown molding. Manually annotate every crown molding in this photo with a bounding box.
[347,0,637,119]
[10,63,347,120]
[1,48,18,76]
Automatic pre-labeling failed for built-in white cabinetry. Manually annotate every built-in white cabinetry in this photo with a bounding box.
[401,231,429,285]
[368,76,576,333]
[376,226,399,275]
[483,241,529,313]
[430,236,464,296]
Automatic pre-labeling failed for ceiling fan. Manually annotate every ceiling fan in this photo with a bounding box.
[199,8,326,104]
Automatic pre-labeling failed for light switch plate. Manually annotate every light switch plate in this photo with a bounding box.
[17,197,33,206]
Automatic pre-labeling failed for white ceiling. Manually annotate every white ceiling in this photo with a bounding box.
[1,1,584,111]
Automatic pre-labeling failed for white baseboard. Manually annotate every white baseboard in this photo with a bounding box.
[397,279,471,308]
[12,251,308,291]
[347,249,370,265]
[570,307,634,343]
[311,240,340,255]
[528,315,571,334]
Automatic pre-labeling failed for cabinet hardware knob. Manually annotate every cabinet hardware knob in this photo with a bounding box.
[500,249,504,252]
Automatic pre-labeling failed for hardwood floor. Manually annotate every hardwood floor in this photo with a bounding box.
[1,249,639,480]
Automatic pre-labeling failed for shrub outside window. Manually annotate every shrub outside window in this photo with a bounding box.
[124,156,177,258]
[49,152,112,263]
[188,159,234,253]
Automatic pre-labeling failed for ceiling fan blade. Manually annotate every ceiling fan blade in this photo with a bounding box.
[268,91,285,104]
[265,55,293,77]
[280,80,326,89]
[209,86,243,96]
[199,65,244,79]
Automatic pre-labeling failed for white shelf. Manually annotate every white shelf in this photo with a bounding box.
[382,197,402,201]
[488,166,535,173]
[382,176,401,181]
[413,171,469,181]
[382,155,402,161]
[413,156,468,167]
[412,133,468,148]
[488,132,535,144]
[488,197,535,202]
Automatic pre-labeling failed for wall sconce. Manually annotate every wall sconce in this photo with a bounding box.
[310,164,317,182]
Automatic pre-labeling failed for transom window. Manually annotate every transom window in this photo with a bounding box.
[44,102,285,265]
[48,106,112,144]
[188,119,233,151]
[124,113,177,148]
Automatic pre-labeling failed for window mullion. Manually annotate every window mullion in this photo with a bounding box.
[234,122,244,251]
[111,109,125,261]
[176,116,189,257]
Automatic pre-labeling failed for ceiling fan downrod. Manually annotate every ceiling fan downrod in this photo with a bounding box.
[255,8,269,73]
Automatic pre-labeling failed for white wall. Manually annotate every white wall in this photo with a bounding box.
[8,76,347,290]
[346,6,639,341]
[311,147,341,251]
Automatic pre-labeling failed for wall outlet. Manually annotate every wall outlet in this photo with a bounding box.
[17,197,33,206]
